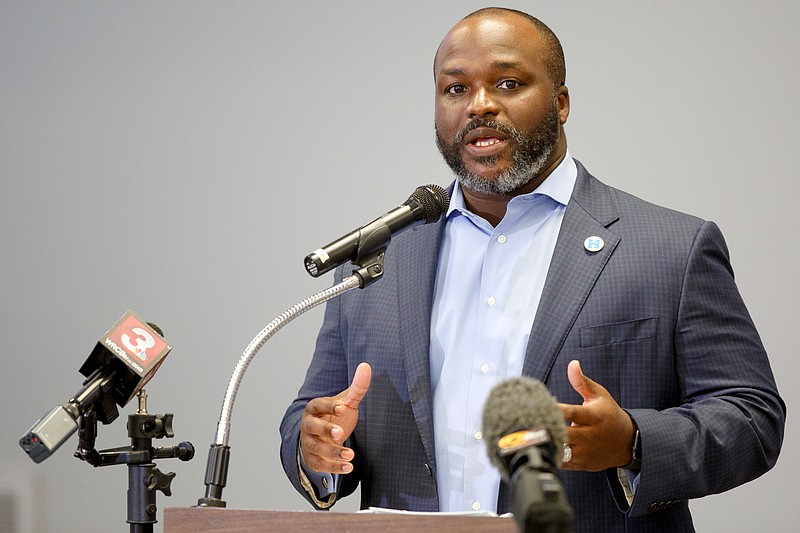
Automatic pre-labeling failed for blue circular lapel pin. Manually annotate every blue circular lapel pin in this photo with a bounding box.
[584,236,604,253]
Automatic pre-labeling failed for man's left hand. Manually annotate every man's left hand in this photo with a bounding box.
[557,359,635,471]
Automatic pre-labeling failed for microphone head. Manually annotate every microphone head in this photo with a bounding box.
[147,322,164,337]
[482,376,566,480]
[407,184,449,224]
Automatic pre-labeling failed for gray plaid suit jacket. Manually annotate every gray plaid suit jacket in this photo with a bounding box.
[280,160,784,531]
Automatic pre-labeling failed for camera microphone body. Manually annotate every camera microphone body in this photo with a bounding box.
[20,311,172,463]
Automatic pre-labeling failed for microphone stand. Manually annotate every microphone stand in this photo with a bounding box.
[198,245,387,507]
[74,390,195,533]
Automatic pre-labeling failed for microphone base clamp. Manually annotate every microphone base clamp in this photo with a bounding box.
[197,443,231,508]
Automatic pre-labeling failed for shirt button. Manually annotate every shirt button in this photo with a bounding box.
[472,500,481,511]
[474,431,483,441]
[487,296,496,306]
[497,234,507,244]
[480,363,490,374]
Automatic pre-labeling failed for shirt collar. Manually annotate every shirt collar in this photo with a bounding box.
[447,150,577,217]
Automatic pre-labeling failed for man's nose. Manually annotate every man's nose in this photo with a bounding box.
[467,87,500,118]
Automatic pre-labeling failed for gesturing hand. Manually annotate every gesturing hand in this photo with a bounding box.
[300,362,372,474]
[557,360,635,471]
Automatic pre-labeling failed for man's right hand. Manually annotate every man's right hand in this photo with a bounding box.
[300,362,372,474]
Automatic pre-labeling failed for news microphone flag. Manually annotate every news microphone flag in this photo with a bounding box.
[80,310,172,406]
[20,310,172,463]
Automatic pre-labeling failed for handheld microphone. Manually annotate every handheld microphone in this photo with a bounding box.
[482,377,573,533]
[304,184,449,278]
[19,311,172,463]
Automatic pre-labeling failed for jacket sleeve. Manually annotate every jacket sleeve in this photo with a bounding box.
[609,221,785,517]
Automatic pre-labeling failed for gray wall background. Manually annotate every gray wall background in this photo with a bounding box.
[1,1,797,531]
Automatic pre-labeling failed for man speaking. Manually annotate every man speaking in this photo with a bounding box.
[279,7,785,531]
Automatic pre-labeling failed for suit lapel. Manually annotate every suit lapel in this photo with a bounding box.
[522,162,621,382]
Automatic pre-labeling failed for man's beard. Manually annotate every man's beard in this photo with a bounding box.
[435,102,560,195]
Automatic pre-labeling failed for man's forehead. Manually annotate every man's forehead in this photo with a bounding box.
[444,12,541,46]
[434,14,544,76]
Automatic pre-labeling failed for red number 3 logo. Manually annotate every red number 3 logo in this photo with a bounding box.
[122,327,156,361]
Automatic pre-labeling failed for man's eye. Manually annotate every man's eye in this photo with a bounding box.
[447,84,467,95]
[498,80,521,89]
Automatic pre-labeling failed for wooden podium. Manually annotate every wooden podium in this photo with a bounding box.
[164,507,518,532]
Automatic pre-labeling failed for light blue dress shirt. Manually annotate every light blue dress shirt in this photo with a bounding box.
[430,153,577,513]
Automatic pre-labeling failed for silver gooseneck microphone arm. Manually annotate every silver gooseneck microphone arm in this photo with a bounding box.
[214,274,361,446]
[198,274,362,507]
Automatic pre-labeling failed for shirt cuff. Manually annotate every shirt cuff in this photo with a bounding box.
[615,467,641,507]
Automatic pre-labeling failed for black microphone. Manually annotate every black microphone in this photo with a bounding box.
[482,377,573,533]
[19,311,172,463]
[304,184,449,278]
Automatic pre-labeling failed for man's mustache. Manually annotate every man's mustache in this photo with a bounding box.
[454,119,518,145]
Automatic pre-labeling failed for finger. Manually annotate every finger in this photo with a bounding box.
[301,433,355,462]
[341,362,372,409]
[300,411,343,440]
[305,396,340,418]
[560,426,588,470]
[558,402,577,423]
[301,436,355,474]
[567,359,601,402]
[560,426,577,470]
[558,402,596,426]
[309,457,354,475]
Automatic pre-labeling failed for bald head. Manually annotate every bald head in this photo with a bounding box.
[435,8,566,88]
